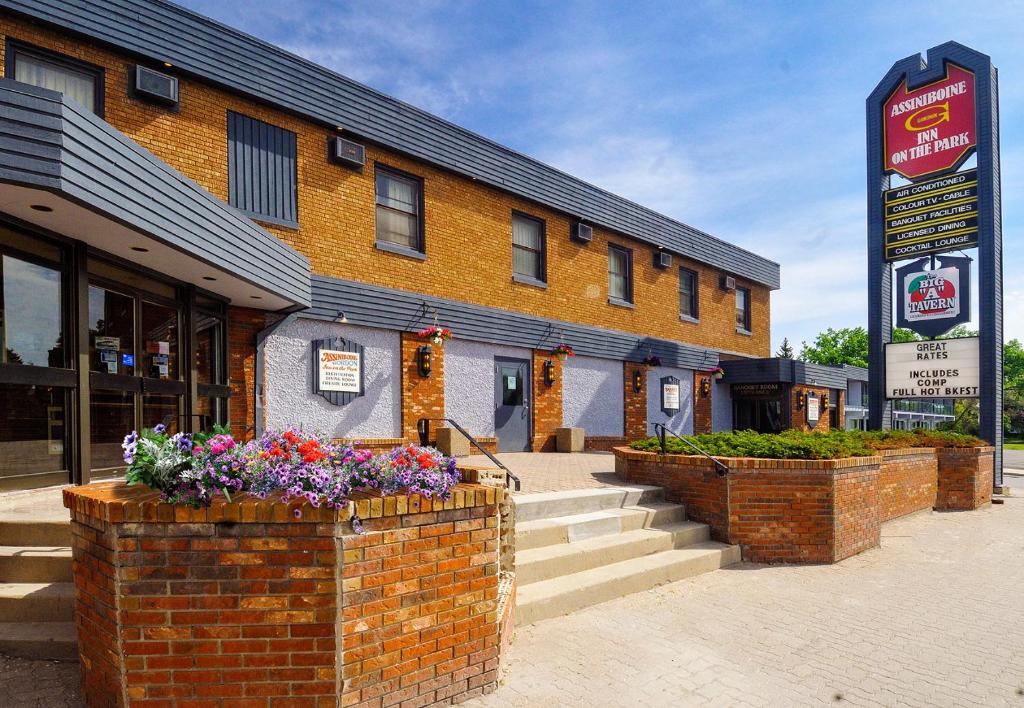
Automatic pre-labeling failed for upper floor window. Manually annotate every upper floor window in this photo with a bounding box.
[375,166,424,255]
[511,212,546,284]
[608,244,633,305]
[736,286,751,332]
[227,111,298,227]
[7,41,103,116]
[679,267,698,320]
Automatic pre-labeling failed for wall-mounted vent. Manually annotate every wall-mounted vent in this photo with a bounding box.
[133,65,178,106]
[719,274,737,291]
[328,136,365,169]
[653,251,672,269]
[570,222,592,243]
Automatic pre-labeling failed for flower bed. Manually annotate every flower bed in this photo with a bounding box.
[122,425,460,513]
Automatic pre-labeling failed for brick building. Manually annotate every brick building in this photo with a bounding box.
[0,0,782,491]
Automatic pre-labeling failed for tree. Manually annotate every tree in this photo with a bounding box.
[776,337,794,359]
[800,327,870,368]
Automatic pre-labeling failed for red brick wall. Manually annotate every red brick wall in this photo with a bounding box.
[614,448,882,563]
[692,372,713,434]
[583,436,629,452]
[878,449,938,521]
[531,351,562,452]
[401,333,445,444]
[935,447,994,511]
[64,483,503,707]
[623,363,647,442]
[227,307,265,441]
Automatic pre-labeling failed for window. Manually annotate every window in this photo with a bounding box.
[375,166,424,255]
[7,41,103,115]
[227,111,298,227]
[608,245,633,304]
[511,212,545,284]
[735,286,751,332]
[679,268,698,320]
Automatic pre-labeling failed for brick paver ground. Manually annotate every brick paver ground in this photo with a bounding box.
[468,497,1024,707]
[462,451,621,493]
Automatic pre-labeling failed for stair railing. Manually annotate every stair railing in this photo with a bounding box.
[418,417,521,492]
[652,422,729,477]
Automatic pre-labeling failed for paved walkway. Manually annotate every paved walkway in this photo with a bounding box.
[462,452,621,493]
[469,498,1024,707]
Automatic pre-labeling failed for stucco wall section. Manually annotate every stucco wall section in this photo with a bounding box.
[563,355,624,437]
[444,339,532,438]
[645,366,694,436]
[263,318,401,438]
[712,379,733,432]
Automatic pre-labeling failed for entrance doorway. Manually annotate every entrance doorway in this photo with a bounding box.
[494,356,530,452]
[733,398,783,434]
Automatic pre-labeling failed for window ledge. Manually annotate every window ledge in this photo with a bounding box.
[237,208,300,231]
[512,273,548,289]
[375,241,426,261]
[679,314,700,324]
[736,327,753,336]
[608,297,635,309]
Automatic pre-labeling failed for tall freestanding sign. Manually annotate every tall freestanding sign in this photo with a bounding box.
[867,42,1003,487]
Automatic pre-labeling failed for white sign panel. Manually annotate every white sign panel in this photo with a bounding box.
[902,266,961,324]
[885,338,980,399]
[318,349,361,393]
[662,383,680,411]
[806,395,820,424]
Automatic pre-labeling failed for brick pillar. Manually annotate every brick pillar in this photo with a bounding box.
[531,351,562,451]
[227,307,265,440]
[791,385,829,432]
[401,332,445,443]
[693,371,713,434]
[624,362,647,441]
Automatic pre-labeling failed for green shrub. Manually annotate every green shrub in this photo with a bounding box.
[628,427,987,460]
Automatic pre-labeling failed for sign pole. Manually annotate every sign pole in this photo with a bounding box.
[867,43,1002,487]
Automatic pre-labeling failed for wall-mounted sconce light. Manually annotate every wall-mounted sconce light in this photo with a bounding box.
[632,367,643,394]
[797,391,806,410]
[335,310,348,324]
[543,359,556,387]
[821,392,830,408]
[700,377,711,398]
[416,345,432,377]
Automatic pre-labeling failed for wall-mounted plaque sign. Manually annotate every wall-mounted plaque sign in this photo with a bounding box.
[312,337,364,406]
[661,375,681,415]
[885,337,979,399]
[895,255,971,338]
[806,393,820,426]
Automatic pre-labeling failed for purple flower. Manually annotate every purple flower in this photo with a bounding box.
[153,423,166,434]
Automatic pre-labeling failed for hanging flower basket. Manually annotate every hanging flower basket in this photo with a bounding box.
[709,366,725,380]
[417,326,452,346]
[551,343,575,360]
[641,355,662,368]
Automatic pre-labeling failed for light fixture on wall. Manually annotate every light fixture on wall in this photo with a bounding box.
[335,310,349,324]
[632,367,643,394]
[700,377,711,398]
[416,345,432,377]
[543,359,556,387]
[821,392,830,408]
[797,391,806,410]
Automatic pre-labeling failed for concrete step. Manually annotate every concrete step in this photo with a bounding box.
[0,621,78,660]
[0,546,73,583]
[516,521,711,585]
[0,521,72,548]
[515,541,741,626]
[513,485,664,523]
[0,582,75,623]
[516,502,685,551]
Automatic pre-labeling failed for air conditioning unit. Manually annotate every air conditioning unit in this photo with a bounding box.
[719,274,737,291]
[653,251,672,269]
[328,136,365,169]
[570,222,592,243]
[133,65,178,106]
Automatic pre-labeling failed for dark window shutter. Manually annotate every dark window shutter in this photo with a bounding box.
[227,111,298,226]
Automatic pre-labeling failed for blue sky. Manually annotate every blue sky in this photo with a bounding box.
[179,0,1023,351]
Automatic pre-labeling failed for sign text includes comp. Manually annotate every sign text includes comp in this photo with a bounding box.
[885,337,979,399]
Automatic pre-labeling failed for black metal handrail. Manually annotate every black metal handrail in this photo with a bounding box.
[653,423,729,477]
[419,417,521,492]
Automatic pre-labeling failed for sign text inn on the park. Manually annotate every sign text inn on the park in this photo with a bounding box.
[866,42,1003,486]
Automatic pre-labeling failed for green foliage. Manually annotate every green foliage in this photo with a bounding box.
[775,337,794,359]
[800,327,870,368]
[629,428,986,460]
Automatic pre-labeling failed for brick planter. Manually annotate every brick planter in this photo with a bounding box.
[935,446,995,511]
[878,448,937,522]
[614,448,881,563]
[64,482,506,707]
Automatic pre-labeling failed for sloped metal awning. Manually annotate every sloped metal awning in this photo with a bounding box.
[0,78,310,310]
